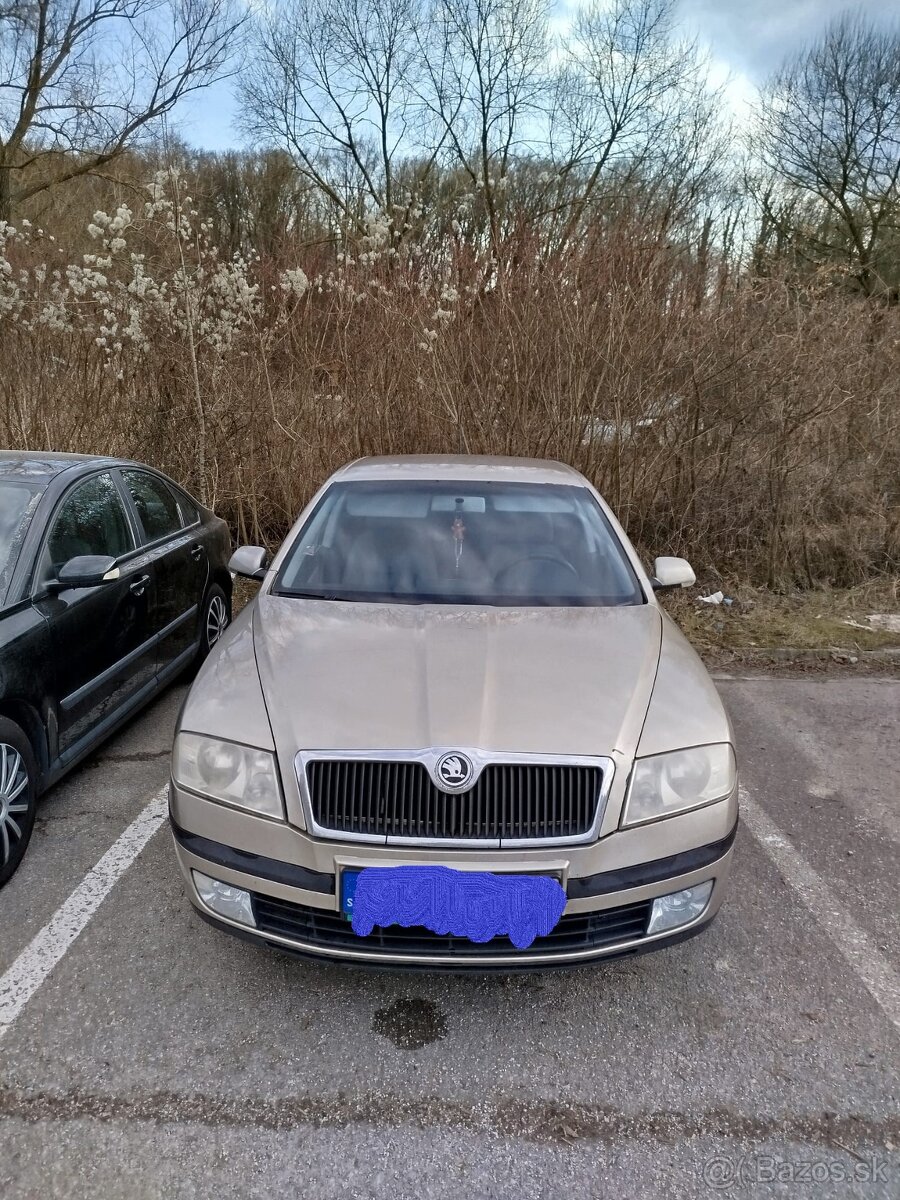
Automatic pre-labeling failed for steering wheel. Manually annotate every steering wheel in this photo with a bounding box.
[494,554,580,592]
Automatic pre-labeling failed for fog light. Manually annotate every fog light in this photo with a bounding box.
[647,880,713,936]
[192,870,256,927]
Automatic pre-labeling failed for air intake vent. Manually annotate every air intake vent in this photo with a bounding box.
[253,893,651,959]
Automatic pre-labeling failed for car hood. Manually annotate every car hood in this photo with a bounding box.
[252,595,662,760]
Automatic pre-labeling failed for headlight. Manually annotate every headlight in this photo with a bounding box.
[623,744,735,827]
[173,733,284,819]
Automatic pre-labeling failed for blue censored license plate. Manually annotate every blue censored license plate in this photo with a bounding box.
[341,869,361,920]
[340,865,567,949]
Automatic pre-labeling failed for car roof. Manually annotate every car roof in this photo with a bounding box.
[331,455,587,485]
[0,450,123,485]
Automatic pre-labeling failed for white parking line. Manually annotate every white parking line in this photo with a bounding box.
[740,786,900,1035]
[0,786,168,1041]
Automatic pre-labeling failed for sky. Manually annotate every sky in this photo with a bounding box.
[172,0,895,151]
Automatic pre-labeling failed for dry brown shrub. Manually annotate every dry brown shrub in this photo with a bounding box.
[1,208,897,587]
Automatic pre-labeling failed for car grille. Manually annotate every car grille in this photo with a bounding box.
[252,894,651,960]
[304,760,604,843]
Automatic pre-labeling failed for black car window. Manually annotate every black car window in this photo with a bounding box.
[0,482,42,605]
[122,470,182,543]
[45,473,134,574]
[173,488,199,527]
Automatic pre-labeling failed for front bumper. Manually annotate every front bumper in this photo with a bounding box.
[170,781,737,969]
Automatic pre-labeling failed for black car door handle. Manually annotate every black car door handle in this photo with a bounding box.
[190,544,204,561]
[130,575,151,596]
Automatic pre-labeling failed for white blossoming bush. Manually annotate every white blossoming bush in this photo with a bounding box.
[280,268,309,299]
[0,167,475,524]
[2,176,267,369]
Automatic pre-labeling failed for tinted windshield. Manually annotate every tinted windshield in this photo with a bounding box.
[0,482,42,605]
[275,481,644,607]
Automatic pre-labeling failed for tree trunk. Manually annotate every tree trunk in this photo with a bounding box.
[0,161,12,225]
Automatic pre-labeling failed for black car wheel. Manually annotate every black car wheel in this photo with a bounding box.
[200,584,231,658]
[0,718,38,888]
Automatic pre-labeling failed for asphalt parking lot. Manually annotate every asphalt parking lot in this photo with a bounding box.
[0,674,897,1199]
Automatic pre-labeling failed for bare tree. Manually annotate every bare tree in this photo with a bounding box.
[551,0,719,250]
[239,0,421,233]
[0,0,243,221]
[416,0,551,257]
[237,0,721,260]
[756,14,900,295]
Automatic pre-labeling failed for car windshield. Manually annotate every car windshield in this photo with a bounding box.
[0,481,42,605]
[274,481,644,606]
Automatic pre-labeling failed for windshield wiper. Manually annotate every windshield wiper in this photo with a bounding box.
[283,589,343,601]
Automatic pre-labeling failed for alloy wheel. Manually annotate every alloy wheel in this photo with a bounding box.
[0,743,29,869]
[206,594,229,648]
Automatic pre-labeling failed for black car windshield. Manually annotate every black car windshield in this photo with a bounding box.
[274,481,644,606]
[0,482,42,605]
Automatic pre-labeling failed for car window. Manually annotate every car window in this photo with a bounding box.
[122,470,183,542]
[0,482,42,605]
[173,488,199,527]
[45,473,134,577]
[275,481,645,607]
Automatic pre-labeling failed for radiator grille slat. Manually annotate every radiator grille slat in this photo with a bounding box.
[304,760,604,842]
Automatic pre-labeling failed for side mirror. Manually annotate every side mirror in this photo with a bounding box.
[651,556,696,591]
[54,555,120,589]
[229,545,268,581]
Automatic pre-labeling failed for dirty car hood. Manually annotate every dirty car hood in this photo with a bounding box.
[252,597,662,760]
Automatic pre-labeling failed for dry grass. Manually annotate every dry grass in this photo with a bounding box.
[231,577,260,617]
[661,582,900,655]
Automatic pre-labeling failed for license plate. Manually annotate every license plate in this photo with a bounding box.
[340,865,567,948]
[341,869,361,920]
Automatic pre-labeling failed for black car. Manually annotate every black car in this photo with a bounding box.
[0,452,232,885]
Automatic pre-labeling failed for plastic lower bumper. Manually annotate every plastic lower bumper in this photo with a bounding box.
[171,819,735,970]
[193,902,719,972]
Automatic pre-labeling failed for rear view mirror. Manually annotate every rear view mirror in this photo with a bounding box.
[651,556,696,590]
[55,555,119,589]
[229,545,268,581]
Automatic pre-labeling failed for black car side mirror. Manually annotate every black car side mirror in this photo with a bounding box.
[54,555,120,589]
[229,545,268,581]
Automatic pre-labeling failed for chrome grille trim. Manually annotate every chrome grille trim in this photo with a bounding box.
[294,749,615,848]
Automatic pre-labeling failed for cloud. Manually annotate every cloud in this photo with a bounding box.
[676,0,892,80]
[706,58,757,123]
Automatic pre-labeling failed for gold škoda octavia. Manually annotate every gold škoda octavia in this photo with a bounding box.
[170,456,737,969]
